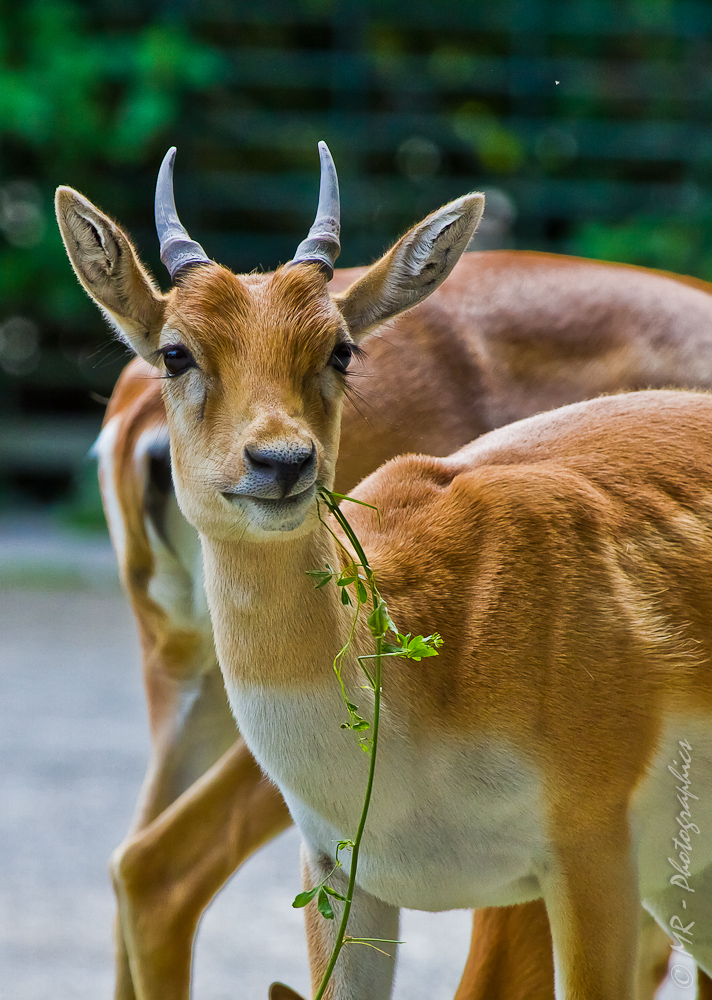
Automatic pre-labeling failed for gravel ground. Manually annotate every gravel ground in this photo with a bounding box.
[0,519,696,999]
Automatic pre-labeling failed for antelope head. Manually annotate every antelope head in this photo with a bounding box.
[56,144,484,541]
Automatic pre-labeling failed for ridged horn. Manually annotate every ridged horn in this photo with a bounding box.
[289,141,341,280]
[155,147,211,282]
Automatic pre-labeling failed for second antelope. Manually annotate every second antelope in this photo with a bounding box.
[57,146,712,999]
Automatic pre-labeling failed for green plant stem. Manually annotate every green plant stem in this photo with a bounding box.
[293,490,439,997]
[312,633,383,1000]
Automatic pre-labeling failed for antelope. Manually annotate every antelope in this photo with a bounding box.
[57,146,712,999]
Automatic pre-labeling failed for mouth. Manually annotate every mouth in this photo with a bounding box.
[220,484,319,534]
[221,483,316,508]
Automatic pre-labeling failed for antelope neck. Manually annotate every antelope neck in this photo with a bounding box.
[199,521,357,690]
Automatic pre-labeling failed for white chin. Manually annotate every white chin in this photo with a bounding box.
[242,486,316,533]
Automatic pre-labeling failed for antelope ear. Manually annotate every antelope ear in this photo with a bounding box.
[55,186,166,362]
[335,192,484,342]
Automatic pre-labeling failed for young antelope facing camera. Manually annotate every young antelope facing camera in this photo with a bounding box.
[58,145,712,1000]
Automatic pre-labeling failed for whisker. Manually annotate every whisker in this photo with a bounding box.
[88,342,132,369]
[343,381,376,427]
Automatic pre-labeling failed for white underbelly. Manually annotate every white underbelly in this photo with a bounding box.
[286,793,545,911]
[229,684,549,911]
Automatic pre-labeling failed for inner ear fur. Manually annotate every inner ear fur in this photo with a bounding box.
[55,186,166,360]
[335,192,485,342]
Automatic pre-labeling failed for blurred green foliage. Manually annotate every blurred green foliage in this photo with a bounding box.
[2,0,712,508]
[1,0,711,338]
[0,0,226,329]
[0,2,225,166]
[571,214,712,279]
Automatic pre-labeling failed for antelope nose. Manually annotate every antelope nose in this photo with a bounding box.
[243,441,316,498]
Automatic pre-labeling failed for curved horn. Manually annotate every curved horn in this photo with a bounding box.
[289,141,341,280]
[155,147,211,282]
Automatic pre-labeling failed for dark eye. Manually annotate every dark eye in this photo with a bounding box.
[162,345,196,377]
[329,342,353,373]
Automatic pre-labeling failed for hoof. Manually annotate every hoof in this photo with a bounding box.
[269,983,307,1000]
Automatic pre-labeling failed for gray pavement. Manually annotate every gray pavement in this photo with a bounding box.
[0,521,473,1000]
[0,519,696,999]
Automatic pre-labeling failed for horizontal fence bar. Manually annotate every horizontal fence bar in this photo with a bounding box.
[204,109,712,166]
[217,48,712,105]
[174,0,712,39]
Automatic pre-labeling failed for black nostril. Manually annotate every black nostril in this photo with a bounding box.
[244,449,272,471]
[243,442,316,498]
[244,442,314,471]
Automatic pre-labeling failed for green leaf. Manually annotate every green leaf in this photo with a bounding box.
[340,587,352,606]
[367,599,394,637]
[402,633,443,660]
[321,490,379,512]
[317,887,335,919]
[323,886,347,901]
[306,564,334,589]
[343,701,370,732]
[356,579,368,604]
[342,705,369,731]
[337,568,358,587]
[292,885,320,908]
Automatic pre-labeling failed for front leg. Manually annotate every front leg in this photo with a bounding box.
[111,666,240,1000]
[301,843,399,1000]
[541,820,640,1000]
[113,737,291,1000]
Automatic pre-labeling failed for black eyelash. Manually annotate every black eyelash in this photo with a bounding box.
[350,343,367,362]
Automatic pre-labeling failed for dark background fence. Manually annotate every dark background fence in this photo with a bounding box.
[1,0,711,509]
